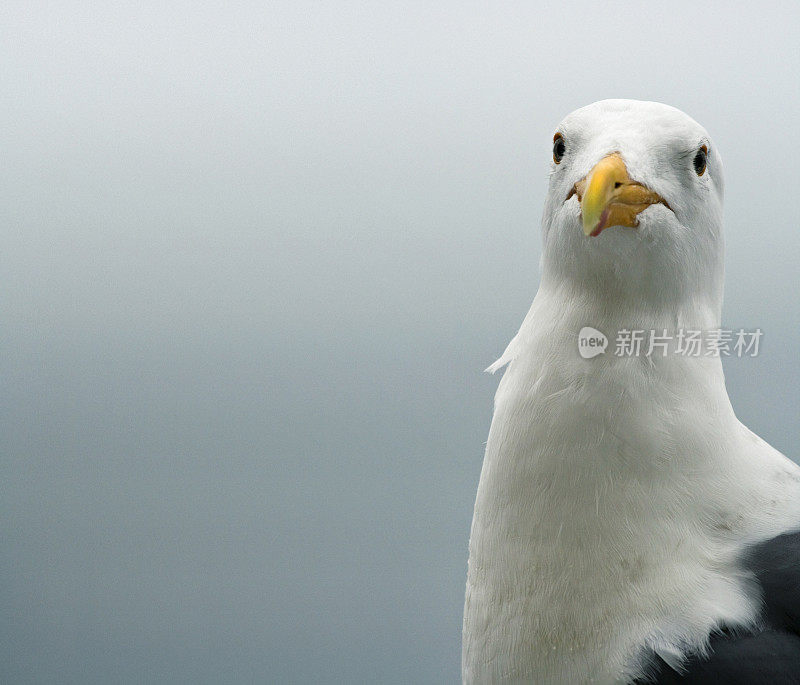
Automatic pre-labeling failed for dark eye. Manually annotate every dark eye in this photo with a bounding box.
[553,133,566,164]
[693,145,708,176]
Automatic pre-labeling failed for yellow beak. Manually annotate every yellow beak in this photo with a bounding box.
[575,153,667,237]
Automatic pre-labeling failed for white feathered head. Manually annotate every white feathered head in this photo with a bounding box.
[540,100,725,315]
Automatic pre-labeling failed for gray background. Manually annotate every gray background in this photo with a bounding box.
[2,2,798,683]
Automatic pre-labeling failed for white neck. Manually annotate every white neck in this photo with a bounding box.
[464,286,800,684]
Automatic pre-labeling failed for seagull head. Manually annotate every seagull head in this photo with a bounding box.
[540,100,725,313]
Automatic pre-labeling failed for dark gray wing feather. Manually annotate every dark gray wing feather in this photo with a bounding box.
[647,531,800,684]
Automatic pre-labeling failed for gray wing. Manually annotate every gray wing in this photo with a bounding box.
[647,531,800,684]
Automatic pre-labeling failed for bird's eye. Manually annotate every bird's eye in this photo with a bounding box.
[693,145,708,176]
[553,133,566,164]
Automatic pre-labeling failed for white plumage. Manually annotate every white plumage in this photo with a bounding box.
[462,100,800,684]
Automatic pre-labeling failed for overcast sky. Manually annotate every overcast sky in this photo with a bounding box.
[2,2,799,683]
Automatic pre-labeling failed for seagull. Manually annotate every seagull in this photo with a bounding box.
[462,99,800,684]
